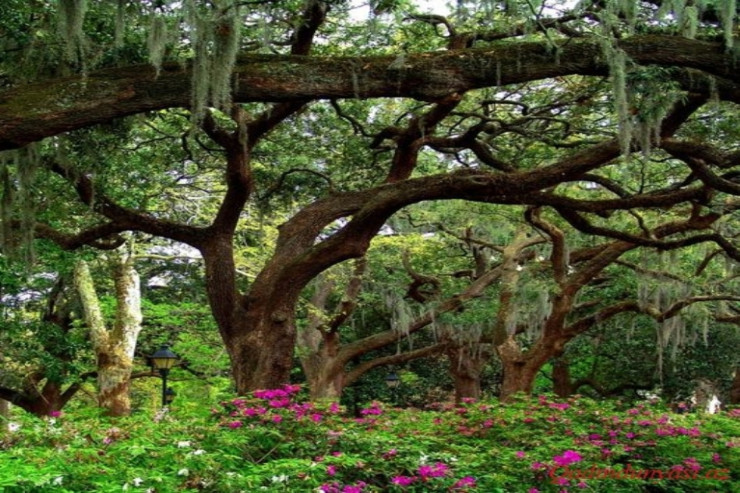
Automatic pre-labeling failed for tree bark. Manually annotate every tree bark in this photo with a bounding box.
[447,344,489,402]
[0,399,8,431]
[1,36,738,150]
[74,250,142,416]
[552,358,574,398]
[729,368,740,405]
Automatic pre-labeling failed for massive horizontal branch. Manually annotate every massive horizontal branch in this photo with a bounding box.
[0,35,737,150]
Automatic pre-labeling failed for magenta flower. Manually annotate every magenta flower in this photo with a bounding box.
[549,402,570,410]
[531,462,547,471]
[391,476,415,486]
[452,476,476,489]
[311,413,323,423]
[272,415,283,424]
[49,410,62,418]
[283,384,301,394]
[227,420,242,428]
[418,462,449,478]
[552,450,582,467]
[516,451,526,459]
[327,465,337,476]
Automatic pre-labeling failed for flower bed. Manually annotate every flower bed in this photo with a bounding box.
[0,389,738,491]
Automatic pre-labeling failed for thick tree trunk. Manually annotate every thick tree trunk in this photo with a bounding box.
[308,368,344,400]
[447,345,488,402]
[497,337,563,401]
[228,302,299,393]
[552,358,574,398]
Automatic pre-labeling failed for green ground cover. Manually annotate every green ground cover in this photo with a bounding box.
[1,389,738,492]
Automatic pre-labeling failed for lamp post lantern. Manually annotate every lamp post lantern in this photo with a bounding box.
[386,371,400,406]
[385,372,400,389]
[150,345,178,407]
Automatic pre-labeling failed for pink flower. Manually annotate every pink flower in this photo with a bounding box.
[452,476,476,489]
[329,402,341,413]
[528,489,540,493]
[49,411,62,418]
[311,413,323,423]
[549,402,570,410]
[228,420,242,428]
[391,476,415,486]
[531,462,547,471]
[272,415,283,423]
[553,450,582,467]
[418,462,449,478]
[327,465,337,476]
[283,384,301,394]
[516,451,526,459]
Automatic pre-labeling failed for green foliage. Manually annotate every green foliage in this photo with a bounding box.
[1,393,738,491]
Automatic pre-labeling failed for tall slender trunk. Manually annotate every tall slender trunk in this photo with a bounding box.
[74,250,142,416]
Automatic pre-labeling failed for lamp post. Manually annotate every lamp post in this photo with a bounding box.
[150,345,178,408]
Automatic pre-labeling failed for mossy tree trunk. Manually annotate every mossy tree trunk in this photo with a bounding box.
[74,249,142,417]
[447,344,491,402]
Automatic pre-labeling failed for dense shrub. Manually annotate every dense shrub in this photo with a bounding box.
[0,389,738,492]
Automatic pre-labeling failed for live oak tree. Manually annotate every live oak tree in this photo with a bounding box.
[1,0,739,395]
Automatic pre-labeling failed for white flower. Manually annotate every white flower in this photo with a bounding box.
[122,483,129,490]
[271,474,289,483]
[419,453,429,464]
[52,476,63,485]
[191,449,206,456]
[177,468,189,477]
[8,422,20,432]
[177,441,191,448]
[132,477,144,486]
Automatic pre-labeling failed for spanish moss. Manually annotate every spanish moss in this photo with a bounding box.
[147,15,168,76]
[57,0,88,65]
